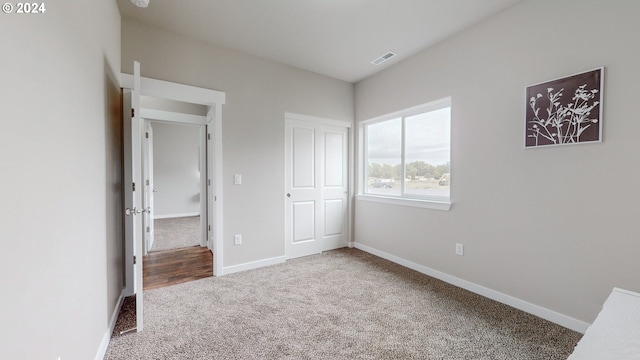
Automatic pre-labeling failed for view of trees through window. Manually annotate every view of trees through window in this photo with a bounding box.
[365,103,450,199]
[368,162,450,184]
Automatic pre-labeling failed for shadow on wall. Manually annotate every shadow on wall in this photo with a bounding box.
[103,55,125,326]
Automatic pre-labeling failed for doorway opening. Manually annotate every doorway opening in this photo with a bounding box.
[141,95,208,254]
[120,71,226,335]
[141,96,213,290]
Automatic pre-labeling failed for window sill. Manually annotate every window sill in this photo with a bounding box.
[355,194,452,211]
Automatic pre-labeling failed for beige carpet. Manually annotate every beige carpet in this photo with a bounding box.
[105,248,581,359]
[151,216,200,252]
[111,296,136,338]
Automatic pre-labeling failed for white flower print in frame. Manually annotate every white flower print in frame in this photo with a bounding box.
[525,67,603,148]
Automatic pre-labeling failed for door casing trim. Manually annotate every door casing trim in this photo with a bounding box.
[121,73,226,276]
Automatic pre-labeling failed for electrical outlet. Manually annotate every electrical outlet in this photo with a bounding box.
[455,243,464,256]
[234,234,242,245]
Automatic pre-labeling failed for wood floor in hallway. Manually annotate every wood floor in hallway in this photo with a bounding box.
[143,246,213,290]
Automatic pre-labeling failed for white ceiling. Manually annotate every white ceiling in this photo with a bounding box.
[117,0,521,83]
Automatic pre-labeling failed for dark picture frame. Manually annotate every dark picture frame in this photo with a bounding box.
[525,67,603,148]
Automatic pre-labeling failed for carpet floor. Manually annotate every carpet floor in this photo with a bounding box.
[105,248,581,359]
[151,216,200,252]
[111,295,136,338]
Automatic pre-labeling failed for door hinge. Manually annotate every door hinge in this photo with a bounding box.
[207,133,211,140]
[132,182,136,192]
[146,226,150,233]
[131,108,135,118]
[145,132,149,139]
[208,179,211,186]
[133,255,137,265]
[208,225,211,232]
[146,179,149,186]
[214,196,217,201]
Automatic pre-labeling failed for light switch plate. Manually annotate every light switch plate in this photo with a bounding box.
[234,174,242,185]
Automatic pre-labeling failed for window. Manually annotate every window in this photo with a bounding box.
[361,98,451,206]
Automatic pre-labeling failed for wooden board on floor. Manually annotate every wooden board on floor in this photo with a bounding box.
[143,246,213,290]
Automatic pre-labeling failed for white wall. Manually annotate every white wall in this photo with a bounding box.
[0,1,122,359]
[152,122,201,217]
[354,0,640,327]
[122,18,354,268]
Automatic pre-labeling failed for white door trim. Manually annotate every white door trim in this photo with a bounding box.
[207,106,224,276]
[198,125,207,248]
[121,74,225,106]
[142,121,154,255]
[285,112,353,129]
[121,73,226,277]
[141,108,207,125]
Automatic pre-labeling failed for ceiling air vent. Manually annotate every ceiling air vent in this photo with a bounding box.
[371,51,397,65]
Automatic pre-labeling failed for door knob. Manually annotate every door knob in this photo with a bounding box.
[125,207,141,216]
[125,207,150,216]
[286,193,291,197]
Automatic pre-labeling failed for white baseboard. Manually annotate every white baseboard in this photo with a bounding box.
[222,255,286,275]
[96,289,125,360]
[96,330,110,360]
[353,242,590,334]
[110,289,126,334]
[153,212,200,219]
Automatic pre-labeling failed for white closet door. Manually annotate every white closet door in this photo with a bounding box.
[285,118,349,259]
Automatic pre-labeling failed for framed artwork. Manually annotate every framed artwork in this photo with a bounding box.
[525,67,603,148]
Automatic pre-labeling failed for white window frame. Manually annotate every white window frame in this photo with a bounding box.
[357,97,452,211]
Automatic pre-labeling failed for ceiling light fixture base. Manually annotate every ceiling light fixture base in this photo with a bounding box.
[130,0,149,8]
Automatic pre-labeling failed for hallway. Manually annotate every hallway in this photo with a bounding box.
[143,246,213,290]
